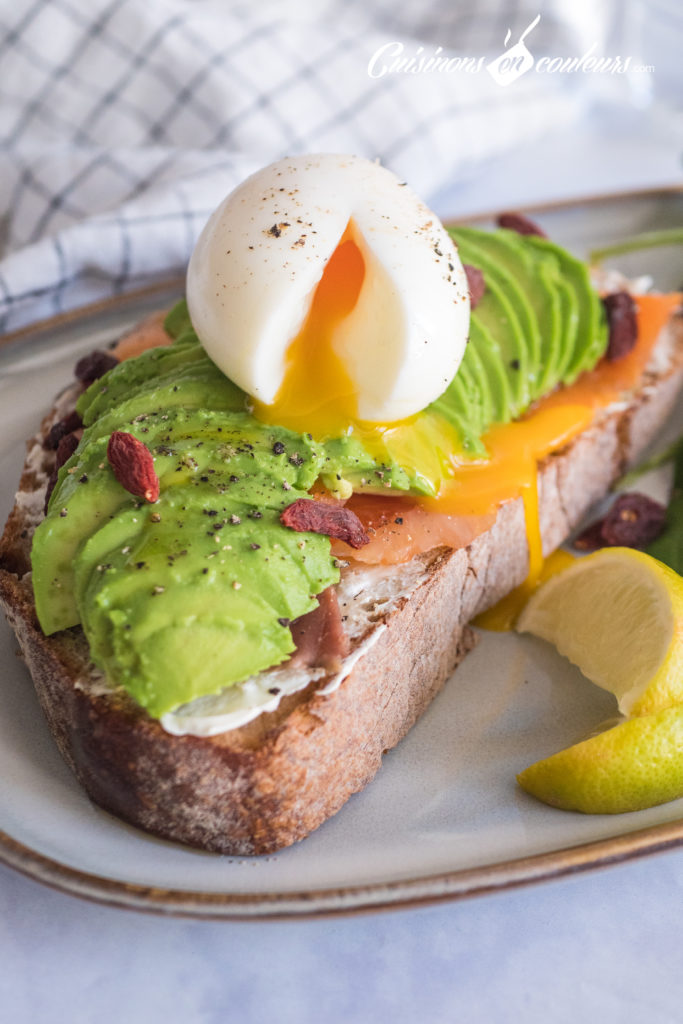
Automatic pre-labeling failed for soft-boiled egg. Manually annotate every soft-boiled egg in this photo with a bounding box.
[186,154,470,437]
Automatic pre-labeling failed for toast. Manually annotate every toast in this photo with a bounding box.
[1,312,683,855]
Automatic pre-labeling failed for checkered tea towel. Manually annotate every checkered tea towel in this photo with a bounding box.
[0,0,589,332]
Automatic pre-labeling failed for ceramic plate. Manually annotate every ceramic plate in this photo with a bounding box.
[0,189,682,919]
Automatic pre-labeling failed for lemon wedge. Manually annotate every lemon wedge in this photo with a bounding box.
[517,547,683,718]
[516,705,683,814]
[515,547,683,814]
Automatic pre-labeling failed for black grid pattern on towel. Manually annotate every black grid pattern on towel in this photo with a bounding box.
[0,0,579,331]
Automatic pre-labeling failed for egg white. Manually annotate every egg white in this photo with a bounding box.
[187,153,470,424]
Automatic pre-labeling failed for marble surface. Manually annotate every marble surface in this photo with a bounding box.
[3,848,683,1023]
[2,105,683,1022]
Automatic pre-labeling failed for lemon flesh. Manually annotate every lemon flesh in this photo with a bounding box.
[517,704,683,814]
[516,547,683,717]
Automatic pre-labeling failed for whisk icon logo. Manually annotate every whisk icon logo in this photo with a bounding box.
[486,14,540,86]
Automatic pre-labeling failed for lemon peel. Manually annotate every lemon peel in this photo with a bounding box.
[517,704,683,814]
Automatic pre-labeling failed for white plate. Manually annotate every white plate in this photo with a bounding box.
[0,190,682,919]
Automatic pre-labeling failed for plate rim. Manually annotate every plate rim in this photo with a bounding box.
[1,185,683,919]
[2,816,683,919]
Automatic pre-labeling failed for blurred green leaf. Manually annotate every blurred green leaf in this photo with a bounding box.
[645,439,683,574]
[590,229,683,265]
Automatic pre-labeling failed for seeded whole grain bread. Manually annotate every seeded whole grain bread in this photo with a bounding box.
[1,316,683,856]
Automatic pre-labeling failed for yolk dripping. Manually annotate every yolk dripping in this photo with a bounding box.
[465,292,682,630]
[254,224,365,437]
[330,292,680,630]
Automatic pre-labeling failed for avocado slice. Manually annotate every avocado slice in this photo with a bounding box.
[451,234,533,417]
[77,338,213,424]
[79,362,246,437]
[452,226,542,393]
[467,318,513,425]
[453,226,570,400]
[459,334,494,429]
[525,235,607,383]
[32,437,132,633]
[430,369,486,458]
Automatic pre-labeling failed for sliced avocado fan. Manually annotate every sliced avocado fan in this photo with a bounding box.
[32,227,608,717]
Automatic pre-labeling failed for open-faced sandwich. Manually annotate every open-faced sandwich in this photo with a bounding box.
[1,155,682,855]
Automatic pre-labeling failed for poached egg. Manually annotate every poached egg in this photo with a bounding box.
[186,154,470,436]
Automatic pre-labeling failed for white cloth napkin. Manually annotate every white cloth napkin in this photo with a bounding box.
[0,0,589,332]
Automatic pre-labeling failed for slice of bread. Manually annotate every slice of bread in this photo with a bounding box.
[1,315,682,855]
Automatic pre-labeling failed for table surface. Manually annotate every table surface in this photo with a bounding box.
[2,103,683,1024]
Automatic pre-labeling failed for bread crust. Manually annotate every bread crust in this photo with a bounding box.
[2,325,683,855]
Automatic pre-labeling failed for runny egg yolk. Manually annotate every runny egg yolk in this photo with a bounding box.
[253,222,465,484]
[253,223,365,438]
